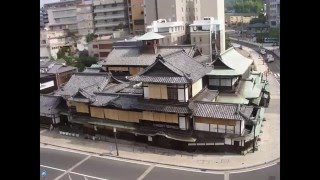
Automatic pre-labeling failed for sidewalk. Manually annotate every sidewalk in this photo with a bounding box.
[40,46,280,171]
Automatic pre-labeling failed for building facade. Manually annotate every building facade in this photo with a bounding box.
[144,0,196,26]
[129,0,145,35]
[92,0,129,35]
[190,17,225,56]
[77,4,94,36]
[40,7,49,29]
[88,36,113,60]
[225,13,259,25]
[266,0,280,28]
[46,29,76,59]
[46,0,82,33]
[146,19,186,45]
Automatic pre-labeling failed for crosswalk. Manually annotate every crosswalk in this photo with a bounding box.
[274,73,280,79]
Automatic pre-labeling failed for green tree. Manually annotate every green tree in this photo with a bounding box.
[57,47,71,59]
[75,56,97,72]
[250,13,266,24]
[86,33,98,43]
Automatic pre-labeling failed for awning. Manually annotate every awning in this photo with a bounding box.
[87,120,136,131]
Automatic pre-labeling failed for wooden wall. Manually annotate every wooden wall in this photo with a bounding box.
[195,117,236,126]
[108,67,129,71]
[129,67,144,75]
[103,108,141,123]
[142,111,178,124]
[148,84,168,99]
[75,102,89,113]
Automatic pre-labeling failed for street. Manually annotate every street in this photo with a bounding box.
[40,147,279,180]
[231,41,280,84]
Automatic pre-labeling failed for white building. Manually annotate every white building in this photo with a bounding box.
[267,0,280,28]
[146,19,186,45]
[144,0,197,26]
[76,4,94,36]
[46,29,76,59]
[190,17,225,56]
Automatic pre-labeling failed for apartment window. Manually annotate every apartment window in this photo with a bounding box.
[99,44,112,49]
[141,11,144,15]
[199,37,202,42]
[112,3,117,7]
[193,37,196,43]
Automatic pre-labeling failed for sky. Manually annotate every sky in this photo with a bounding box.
[40,0,60,7]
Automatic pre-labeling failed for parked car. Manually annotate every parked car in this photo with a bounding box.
[266,54,274,62]
[260,49,266,55]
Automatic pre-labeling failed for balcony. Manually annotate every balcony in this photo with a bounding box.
[95,29,114,35]
[95,21,126,28]
[94,14,125,21]
[94,6,125,13]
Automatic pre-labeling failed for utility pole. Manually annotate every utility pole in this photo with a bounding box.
[253,121,257,153]
[113,127,119,156]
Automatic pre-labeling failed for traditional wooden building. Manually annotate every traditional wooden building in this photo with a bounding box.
[99,32,203,77]
[44,33,269,154]
[40,95,67,128]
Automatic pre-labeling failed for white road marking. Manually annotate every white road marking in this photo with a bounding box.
[224,172,230,180]
[40,164,65,172]
[137,164,155,180]
[55,155,92,180]
[155,164,225,174]
[69,172,109,180]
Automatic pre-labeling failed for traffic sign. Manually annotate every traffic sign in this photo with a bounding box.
[41,170,46,177]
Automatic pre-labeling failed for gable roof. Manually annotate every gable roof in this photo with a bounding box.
[129,51,212,84]
[40,95,62,116]
[211,48,253,76]
[56,72,110,97]
[191,101,253,121]
[100,45,196,66]
[136,32,165,40]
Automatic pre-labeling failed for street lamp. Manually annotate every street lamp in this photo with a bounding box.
[113,127,119,156]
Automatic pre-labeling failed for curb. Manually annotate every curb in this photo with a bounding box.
[40,142,280,172]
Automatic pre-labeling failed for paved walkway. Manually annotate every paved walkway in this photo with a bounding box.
[40,46,280,171]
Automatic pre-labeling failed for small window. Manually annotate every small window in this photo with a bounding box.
[199,37,202,42]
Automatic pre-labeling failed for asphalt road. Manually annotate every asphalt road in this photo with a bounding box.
[231,41,280,84]
[40,147,280,180]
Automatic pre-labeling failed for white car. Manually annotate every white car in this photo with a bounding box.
[266,54,274,63]
[260,49,266,55]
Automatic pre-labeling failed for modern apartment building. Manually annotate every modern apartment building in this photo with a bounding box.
[146,19,186,45]
[144,0,196,26]
[40,7,49,29]
[129,0,145,35]
[190,17,225,56]
[77,3,94,36]
[194,0,224,22]
[92,0,129,35]
[266,0,280,28]
[46,0,82,33]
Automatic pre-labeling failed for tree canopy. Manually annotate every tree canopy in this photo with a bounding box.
[234,0,264,13]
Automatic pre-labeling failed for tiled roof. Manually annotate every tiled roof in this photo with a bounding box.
[129,50,212,84]
[136,32,165,40]
[100,45,195,66]
[40,95,62,115]
[91,93,118,106]
[191,87,219,102]
[83,67,103,73]
[46,64,76,74]
[216,48,253,75]
[56,72,110,97]
[193,55,211,64]
[191,102,253,121]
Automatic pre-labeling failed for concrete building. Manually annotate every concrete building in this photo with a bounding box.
[40,30,51,59]
[225,13,259,25]
[46,0,82,33]
[266,0,280,28]
[146,19,186,45]
[40,7,49,29]
[190,17,225,56]
[92,0,129,35]
[194,0,224,22]
[144,0,196,26]
[46,29,76,59]
[77,3,94,36]
[129,0,145,35]
[88,31,129,60]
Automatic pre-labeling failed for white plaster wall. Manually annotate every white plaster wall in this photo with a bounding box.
[143,86,149,99]
[192,78,203,97]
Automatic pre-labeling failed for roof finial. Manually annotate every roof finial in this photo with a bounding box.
[156,54,164,62]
